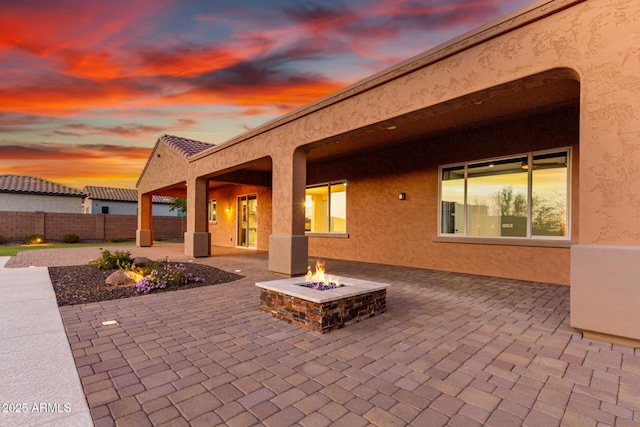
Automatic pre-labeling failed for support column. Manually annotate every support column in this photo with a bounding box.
[136,193,153,247]
[185,177,210,257]
[269,148,308,276]
[570,11,640,347]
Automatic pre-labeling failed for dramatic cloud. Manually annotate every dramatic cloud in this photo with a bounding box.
[0,0,533,187]
[0,142,151,161]
[0,142,152,187]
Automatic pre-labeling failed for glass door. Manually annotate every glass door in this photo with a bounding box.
[237,194,257,248]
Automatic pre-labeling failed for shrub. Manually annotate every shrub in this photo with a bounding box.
[134,262,204,294]
[62,233,80,244]
[109,237,125,243]
[89,249,134,270]
[24,234,45,245]
[0,235,6,245]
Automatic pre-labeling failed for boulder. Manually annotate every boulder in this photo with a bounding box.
[133,257,152,267]
[106,270,139,286]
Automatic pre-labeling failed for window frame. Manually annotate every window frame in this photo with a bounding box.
[438,147,572,242]
[208,199,217,223]
[305,180,348,236]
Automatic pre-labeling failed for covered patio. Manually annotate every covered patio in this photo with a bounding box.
[136,0,640,346]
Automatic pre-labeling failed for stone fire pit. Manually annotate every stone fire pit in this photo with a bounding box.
[256,276,389,333]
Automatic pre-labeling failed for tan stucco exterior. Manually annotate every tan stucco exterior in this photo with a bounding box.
[138,0,640,344]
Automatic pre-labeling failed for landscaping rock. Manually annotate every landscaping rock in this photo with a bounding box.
[105,270,139,286]
[133,257,152,267]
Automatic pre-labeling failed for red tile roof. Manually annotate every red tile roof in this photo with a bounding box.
[83,186,173,204]
[0,175,84,197]
[160,134,215,159]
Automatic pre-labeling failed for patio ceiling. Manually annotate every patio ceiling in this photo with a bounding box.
[306,69,580,164]
[149,70,579,195]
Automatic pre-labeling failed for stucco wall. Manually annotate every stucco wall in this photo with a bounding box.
[208,184,272,251]
[137,140,189,195]
[306,108,579,285]
[0,193,82,213]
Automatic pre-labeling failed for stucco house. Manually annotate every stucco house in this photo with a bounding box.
[137,0,640,346]
[0,174,84,213]
[82,186,178,216]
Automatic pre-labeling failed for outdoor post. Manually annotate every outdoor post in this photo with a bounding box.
[569,0,640,346]
[136,192,153,246]
[268,147,308,276]
[184,176,211,257]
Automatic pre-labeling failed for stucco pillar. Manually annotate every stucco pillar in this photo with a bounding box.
[136,193,153,247]
[185,177,210,257]
[269,148,308,276]
[570,0,640,346]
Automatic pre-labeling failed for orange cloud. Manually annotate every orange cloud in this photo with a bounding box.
[0,0,532,188]
[0,142,152,188]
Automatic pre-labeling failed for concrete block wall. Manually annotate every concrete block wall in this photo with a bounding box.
[103,215,137,241]
[44,212,101,241]
[0,211,36,240]
[0,211,184,242]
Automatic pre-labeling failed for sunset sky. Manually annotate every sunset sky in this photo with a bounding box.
[0,0,533,189]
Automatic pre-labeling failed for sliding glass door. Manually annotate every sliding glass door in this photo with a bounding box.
[237,194,257,248]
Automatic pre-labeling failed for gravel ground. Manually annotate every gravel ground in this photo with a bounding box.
[48,263,244,306]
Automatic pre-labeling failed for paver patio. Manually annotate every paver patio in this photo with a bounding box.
[10,245,640,426]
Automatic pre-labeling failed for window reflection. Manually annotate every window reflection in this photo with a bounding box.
[305,182,347,233]
[440,150,569,239]
[467,157,527,237]
[532,153,568,237]
[441,166,465,234]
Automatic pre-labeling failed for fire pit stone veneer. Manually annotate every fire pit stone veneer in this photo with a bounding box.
[256,277,389,333]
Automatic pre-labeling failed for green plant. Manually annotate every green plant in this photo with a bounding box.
[169,197,186,214]
[109,237,125,243]
[0,235,6,245]
[24,234,45,245]
[89,249,134,270]
[62,233,80,244]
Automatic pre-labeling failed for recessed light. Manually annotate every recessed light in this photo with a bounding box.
[386,126,397,130]
[101,320,119,326]
[473,101,484,106]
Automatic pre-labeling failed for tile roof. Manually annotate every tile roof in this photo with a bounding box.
[83,186,173,204]
[160,134,215,159]
[0,175,84,197]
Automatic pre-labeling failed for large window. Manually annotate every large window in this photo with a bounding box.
[440,149,570,239]
[305,181,347,233]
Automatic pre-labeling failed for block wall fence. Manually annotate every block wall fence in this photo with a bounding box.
[0,211,185,242]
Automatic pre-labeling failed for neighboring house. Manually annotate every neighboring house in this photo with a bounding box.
[0,174,84,213]
[83,186,177,216]
[136,1,640,346]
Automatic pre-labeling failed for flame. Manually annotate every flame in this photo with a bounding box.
[305,261,339,286]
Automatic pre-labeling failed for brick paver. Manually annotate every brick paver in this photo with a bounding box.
[12,245,640,425]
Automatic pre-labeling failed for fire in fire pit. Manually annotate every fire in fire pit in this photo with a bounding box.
[299,261,345,291]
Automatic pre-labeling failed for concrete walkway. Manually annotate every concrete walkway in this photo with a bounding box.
[0,256,93,427]
[4,245,640,426]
